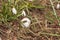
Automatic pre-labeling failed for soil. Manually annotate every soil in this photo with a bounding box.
[0,0,60,40]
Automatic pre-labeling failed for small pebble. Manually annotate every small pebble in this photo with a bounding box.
[29,0,33,2]
[6,30,11,34]
[0,37,2,40]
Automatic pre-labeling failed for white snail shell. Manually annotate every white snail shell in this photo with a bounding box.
[21,18,31,28]
[12,7,17,14]
[22,10,26,16]
[56,3,60,9]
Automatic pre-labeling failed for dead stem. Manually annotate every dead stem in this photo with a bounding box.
[49,0,60,25]
[38,32,60,37]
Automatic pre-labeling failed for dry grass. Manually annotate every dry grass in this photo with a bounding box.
[0,0,60,40]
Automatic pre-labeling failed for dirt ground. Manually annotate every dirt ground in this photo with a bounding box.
[0,0,60,40]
